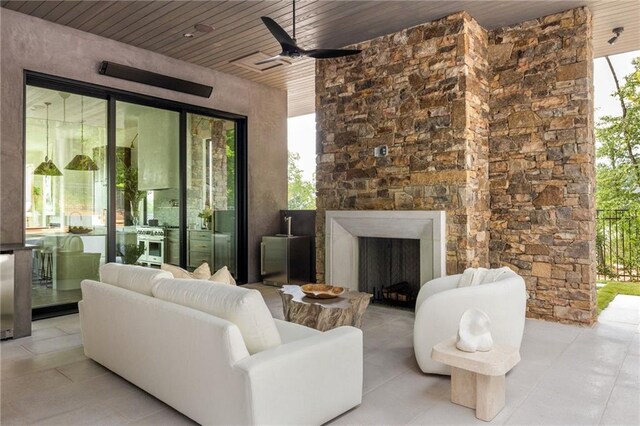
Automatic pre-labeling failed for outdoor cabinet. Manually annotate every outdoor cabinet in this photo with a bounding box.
[261,236,311,286]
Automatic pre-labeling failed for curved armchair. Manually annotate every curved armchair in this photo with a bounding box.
[413,268,527,375]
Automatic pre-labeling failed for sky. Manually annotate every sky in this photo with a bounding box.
[288,50,640,182]
[594,50,639,123]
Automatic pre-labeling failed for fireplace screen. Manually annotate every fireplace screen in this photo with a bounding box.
[358,237,420,307]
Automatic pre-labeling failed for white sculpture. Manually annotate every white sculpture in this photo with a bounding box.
[455,308,493,352]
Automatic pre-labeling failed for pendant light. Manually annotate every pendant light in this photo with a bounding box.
[65,95,99,171]
[33,102,63,176]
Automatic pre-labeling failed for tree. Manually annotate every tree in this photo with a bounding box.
[596,57,640,279]
[596,57,640,210]
[288,152,316,210]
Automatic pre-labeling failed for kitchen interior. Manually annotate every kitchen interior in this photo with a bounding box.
[25,85,237,312]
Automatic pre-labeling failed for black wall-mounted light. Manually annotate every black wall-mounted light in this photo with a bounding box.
[98,61,213,98]
[608,27,624,45]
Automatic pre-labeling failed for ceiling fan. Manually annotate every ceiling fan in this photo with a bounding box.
[257,0,361,65]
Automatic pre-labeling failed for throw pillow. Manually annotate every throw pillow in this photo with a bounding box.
[457,267,490,287]
[209,266,237,285]
[161,262,211,280]
[161,263,191,279]
[192,262,212,279]
[152,278,281,354]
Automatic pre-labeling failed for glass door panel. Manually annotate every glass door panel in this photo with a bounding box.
[115,101,180,267]
[186,113,237,276]
[25,86,107,308]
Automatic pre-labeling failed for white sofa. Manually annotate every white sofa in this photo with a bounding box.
[413,267,527,375]
[79,263,363,425]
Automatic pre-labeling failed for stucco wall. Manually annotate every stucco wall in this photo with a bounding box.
[0,9,287,282]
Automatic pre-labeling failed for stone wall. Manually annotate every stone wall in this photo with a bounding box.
[315,7,596,324]
[316,12,491,281]
[488,8,595,324]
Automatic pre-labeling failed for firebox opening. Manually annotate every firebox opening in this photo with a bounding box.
[358,237,421,308]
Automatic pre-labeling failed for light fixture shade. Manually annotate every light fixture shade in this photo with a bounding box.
[34,158,63,176]
[65,154,99,171]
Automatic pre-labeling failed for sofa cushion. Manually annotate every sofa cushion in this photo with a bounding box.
[99,263,172,296]
[209,266,236,285]
[152,278,281,354]
[161,263,211,279]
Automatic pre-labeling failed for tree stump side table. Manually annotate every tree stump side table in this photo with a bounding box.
[279,285,372,332]
[431,337,521,422]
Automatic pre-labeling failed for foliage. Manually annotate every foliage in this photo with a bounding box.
[198,206,213,229]
[596,57,640,210]
[595,57,640,280]
[597,281,640,313]
[198,207,213,220]
[118,242,145,265]
[226,129,236,208]
[288,152,316,210]
[32,186,41,211]
[115,147,145,223]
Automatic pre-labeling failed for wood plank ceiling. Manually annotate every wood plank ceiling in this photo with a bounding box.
[2,1,638,117]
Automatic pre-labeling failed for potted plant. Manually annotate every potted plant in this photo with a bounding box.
[198,206,213,230]
[116,148,145,226]
[118,242,145,265]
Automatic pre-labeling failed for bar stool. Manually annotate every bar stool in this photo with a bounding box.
[41,248,53,282]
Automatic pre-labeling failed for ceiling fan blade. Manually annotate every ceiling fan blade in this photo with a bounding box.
[305,48,362,59]
[255,55,283,65]
[260,17,297,48]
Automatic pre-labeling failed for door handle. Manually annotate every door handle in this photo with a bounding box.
[260,242,266,276]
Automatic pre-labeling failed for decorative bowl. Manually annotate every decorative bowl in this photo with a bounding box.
[301,284,345,299]
[68,226,92,234]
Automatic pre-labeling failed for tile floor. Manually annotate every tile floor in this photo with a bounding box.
[1,284,638,425]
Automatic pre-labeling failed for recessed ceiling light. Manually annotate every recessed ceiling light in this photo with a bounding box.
[183,33,195,38]
[194,23,214,33]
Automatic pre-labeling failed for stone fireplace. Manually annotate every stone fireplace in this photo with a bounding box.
[324,210,446,293]
[316,8,596,324]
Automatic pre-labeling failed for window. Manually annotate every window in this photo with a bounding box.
[24,75,247,315]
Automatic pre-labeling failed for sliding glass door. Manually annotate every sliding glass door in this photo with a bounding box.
[24,75,247,316]
[187,113,237,275]
[25,86,107,309]
[115,101,180,267]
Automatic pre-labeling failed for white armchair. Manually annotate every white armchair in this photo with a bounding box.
[413,268,527,375]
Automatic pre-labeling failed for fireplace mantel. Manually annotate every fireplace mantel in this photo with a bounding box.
[325,210,446,291]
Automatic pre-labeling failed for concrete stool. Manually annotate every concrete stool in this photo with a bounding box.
[431,337,520,422]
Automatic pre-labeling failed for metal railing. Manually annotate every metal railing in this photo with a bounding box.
[596,210,640,281]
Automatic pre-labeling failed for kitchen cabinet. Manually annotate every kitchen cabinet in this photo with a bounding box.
[188,230,232,273]
[165,229,180,266]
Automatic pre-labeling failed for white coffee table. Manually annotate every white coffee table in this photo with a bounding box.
[431,337,520,422]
